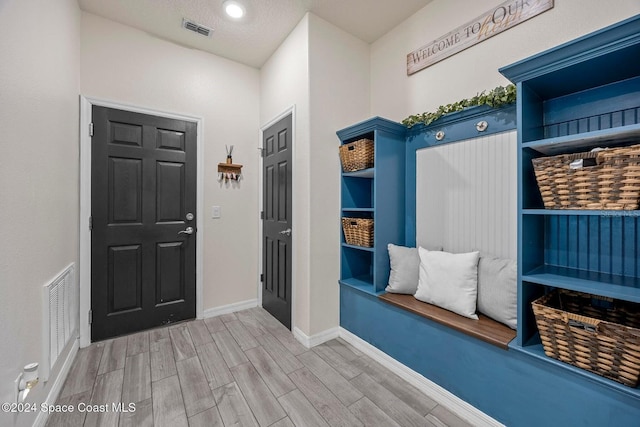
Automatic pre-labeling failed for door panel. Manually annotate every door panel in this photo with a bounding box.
[109,158,142,223]
[108,245,142,313]
[262,114,293,329]
[156,161,185,222]
[110,122,142,146]
[156,129,185,151]
[278,241,288,299]
[156,241,185,304]
[92,106,197,341]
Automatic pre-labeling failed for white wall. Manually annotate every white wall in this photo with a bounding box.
[0,0,81,425]
[80,13,261,313]
[260,14,311,333]
[260,13,370,336]
[371,0,640,122]
[307,14,370,335]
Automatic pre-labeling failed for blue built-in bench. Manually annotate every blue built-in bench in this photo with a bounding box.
[341,284,640,427]
[339,16,640,427]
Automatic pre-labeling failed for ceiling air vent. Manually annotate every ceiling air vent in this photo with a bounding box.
[182,18,213,37]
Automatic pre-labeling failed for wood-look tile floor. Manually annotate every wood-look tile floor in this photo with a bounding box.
[46,307,473,427]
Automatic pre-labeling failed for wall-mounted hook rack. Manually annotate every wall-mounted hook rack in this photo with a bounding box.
[218,163,243,182]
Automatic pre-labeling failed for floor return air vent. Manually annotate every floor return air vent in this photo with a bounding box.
[42,263,78,381]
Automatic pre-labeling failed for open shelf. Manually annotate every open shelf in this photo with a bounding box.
[341,243,374,252]
[522,265,640,303]
[342,167,375,178]
[523,209,640,217]
[510,339,640,399]
[339,277,383,296]
[342,208,374,214]
[522,123,640,155]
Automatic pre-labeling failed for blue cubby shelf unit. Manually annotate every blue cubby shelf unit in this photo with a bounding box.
[337,15,640,427]
[500,12,640,375]
[338,117,406,296]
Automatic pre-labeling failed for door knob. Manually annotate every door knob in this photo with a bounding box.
[279,228,292,236]
[178,227,194,235]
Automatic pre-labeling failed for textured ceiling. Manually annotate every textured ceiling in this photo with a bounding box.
[77,0,432,68]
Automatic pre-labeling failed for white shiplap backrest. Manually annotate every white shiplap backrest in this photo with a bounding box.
[416,130,517,260]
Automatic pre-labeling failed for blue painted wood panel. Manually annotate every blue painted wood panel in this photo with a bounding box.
[543,76,640,131]
[341,285,640,427]
[543,214,639,278]
[373,128,406,292]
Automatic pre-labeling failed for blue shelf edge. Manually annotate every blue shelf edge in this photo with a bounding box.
[509,340,640,400]
[336,116,406,141]
[339,279,384,296]
[522,265,640,303]
[523,209,640,217]
[342,208,374,213]
[342,168,374,178]
[341,243,375,253]
[522,123,640,154]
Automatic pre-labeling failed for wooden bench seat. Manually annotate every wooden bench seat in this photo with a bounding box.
[378,293,516,350]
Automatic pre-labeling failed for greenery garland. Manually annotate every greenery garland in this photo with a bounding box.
[402,84,517,128]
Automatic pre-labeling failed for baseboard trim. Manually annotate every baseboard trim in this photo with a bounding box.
[202,299,258,319]
[338,327,504,427]
[33,338,80,427]
[293,326,340,348]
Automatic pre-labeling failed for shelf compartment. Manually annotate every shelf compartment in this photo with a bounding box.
[517,75,640,146]
[510,339,640,399]
[340,246,373,290]
[522,265,640,303]
[341,175,373,210]
[523,123,640,155]
[522,214,640,278]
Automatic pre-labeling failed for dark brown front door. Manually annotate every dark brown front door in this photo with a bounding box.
[91,106,197,341]
[262,114,293,329]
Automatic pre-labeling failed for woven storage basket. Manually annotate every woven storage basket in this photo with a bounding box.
[531,144,640,210]
[339,139,374,172]
[532,289,640,387]
[342,217,374,247]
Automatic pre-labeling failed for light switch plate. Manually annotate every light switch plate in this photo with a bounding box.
[212,206,221,219]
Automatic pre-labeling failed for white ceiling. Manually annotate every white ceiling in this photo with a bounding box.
[77,0,432,68]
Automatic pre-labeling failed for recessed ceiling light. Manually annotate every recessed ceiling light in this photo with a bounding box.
[223,1,245,19]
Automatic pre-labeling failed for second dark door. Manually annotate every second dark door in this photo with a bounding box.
[262,114,293,329]
[91,106,197,341]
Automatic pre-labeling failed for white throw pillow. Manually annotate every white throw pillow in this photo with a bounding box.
[477,254,517,329]
[415,248,480,319]
[386,244,420,294]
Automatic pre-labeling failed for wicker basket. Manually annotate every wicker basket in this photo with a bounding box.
[339,139,374,172]
[342,217,374,247]
[532,289,640,387]
[531,144,640,210]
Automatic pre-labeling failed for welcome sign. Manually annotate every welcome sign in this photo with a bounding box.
[407,0,554,75]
